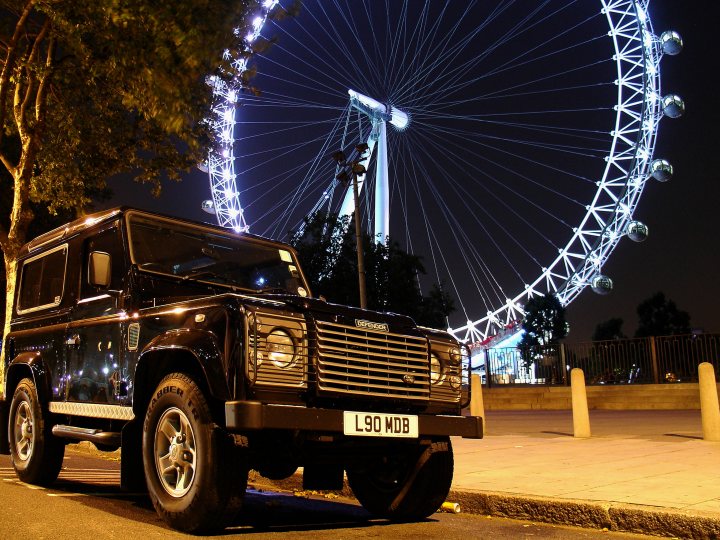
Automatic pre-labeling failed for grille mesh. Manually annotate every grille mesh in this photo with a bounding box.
[315,320,429,400]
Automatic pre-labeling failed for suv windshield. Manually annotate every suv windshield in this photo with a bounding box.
[126,213,308,296]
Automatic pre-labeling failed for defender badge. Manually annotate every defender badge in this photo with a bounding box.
[402,374,415,385]
[355,319,389,332]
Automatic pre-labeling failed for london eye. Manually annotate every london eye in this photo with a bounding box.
[205,0,684,345]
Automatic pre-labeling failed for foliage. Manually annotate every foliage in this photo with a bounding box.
[634,292,691,338]
[0,1,259,391]
[518,294,568,368]
[291,212,454,328]
[592,317,626,341]
[1,0,254,222]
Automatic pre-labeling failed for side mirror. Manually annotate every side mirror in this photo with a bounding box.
[89,251,112,288]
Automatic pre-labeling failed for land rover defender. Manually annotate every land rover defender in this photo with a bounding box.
[0,208,481,533]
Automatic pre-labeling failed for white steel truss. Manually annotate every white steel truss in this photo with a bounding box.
[207,0,678,348]
[451,0,672,344]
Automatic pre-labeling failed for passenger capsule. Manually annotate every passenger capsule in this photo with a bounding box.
[662,94,685,118]
[660,30,683,55]
[201,200,216,214]
[591,275,613,295]
[626,221,649,242]
[650,159,673,182]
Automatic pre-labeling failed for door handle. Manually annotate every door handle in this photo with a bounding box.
[66,334,81,348]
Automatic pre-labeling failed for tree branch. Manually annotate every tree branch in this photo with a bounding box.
[13,69,27,142]
[0,154,16,177]
[0,0,38,147]
[18,18,50,133]
[35,32,54,126]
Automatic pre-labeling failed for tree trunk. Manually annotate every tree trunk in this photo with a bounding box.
[1,251,19,400]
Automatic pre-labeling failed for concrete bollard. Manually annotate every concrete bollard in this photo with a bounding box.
[698,362,720,442]
[571,368,591,438]
[470,374,486,435]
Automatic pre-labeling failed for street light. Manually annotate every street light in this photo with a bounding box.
[332,144,369,309]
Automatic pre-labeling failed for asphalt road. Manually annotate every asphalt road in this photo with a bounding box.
[0,449,654,539]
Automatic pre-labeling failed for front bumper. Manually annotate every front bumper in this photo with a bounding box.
[225,401,483,439]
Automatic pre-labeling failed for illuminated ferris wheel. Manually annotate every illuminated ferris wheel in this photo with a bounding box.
[205,0,683,344]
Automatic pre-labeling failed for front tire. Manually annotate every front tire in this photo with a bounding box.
[8,378,65,485]
[142,373,247,533]
[347,439,454,520]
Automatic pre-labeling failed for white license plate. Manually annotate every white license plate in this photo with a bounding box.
[343,411,418,438]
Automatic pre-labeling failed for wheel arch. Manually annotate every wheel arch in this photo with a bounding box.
[6,352,52,406]
[132,330,231,425]
[1,352,54,456]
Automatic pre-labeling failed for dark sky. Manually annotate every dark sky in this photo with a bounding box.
[103,1,718,341]
[566,0,720,339]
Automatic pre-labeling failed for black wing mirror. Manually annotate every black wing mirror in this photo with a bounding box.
[89,251,112,288]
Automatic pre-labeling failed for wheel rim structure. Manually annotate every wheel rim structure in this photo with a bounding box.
[207,0,679,345]
[13,401,33,462]
[154,407,197,498]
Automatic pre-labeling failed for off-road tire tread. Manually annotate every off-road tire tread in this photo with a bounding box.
[142,372,247,534]
[348,439,454,520]
[9,378,64,486]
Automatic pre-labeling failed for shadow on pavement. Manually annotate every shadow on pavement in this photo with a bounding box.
[46,472,404,536]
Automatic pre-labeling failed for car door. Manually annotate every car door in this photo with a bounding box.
[66,223,129,405]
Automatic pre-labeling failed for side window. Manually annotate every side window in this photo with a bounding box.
[81,225,125,300]
[18,245,68,313]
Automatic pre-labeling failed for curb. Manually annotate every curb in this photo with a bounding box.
[251,472,720,539]
[66,447,720,539]
[449,490,720,540]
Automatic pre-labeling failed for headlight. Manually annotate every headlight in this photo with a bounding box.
[449,347,462,364]
[267,328,296,368]
[430,353,445,385]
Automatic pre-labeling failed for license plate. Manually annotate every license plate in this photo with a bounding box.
[343,411,418,438]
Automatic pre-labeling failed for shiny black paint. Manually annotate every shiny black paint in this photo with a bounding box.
[1,208,468,442]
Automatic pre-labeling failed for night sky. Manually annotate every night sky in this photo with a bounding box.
[102,1,719,341]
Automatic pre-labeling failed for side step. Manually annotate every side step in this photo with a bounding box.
[52,425,121,448]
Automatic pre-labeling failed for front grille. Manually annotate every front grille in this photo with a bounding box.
[315,320,429,401]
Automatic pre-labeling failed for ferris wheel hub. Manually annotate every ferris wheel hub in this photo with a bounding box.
[348,89,409,130]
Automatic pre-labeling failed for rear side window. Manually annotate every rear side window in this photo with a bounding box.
[18,244,68,313]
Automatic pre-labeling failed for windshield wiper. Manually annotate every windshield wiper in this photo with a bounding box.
[254,287,289,295]
[181,269,224,282]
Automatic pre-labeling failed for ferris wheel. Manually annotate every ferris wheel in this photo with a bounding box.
[205,0,683,345]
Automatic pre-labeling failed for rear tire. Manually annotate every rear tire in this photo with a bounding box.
[8,378,65,485]
[347,439,454,520]
[142,373,247,533]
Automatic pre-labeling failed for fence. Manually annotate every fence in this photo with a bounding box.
[474,333,720,386]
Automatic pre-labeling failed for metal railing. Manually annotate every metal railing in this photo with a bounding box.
[476,334,720,386]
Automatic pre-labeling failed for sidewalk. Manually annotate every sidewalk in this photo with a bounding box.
[449,410,720,538]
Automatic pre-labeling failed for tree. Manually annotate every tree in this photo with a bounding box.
[519,294,568,370]
[634,292,691,338]
[0,1,257,343]
[290,212,454,328]
[592,317,626,341]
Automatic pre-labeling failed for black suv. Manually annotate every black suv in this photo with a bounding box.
[0,208,481,533]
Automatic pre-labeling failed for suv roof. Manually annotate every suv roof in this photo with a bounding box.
[19,207,279,259]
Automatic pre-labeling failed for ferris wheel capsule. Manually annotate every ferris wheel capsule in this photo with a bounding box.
[201,200,216,214]
[650,159,673,182]
[662,94,685,118]
[626,221,649,242]
[591,275,613,295]
[660,30,683,55]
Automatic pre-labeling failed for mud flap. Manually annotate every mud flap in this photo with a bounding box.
[120,419,147,492]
